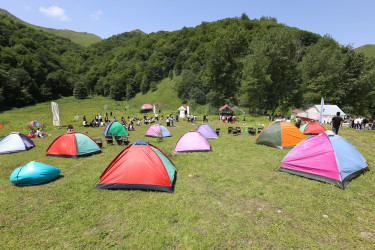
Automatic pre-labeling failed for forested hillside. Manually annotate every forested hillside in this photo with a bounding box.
[1,13,375,115]
[0,8,102,47]
[0,15,85,109]
[82,14,375,115]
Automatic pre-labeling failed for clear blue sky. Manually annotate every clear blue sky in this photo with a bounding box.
[1,0,374,48]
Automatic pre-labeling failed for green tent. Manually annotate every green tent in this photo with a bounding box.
[104,121,128,136]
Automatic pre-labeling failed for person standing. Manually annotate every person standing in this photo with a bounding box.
[331,112,343,135]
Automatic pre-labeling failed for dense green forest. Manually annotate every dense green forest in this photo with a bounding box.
[1,13,375,115]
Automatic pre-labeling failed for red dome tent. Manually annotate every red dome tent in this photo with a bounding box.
[300,121,326,135]
[96,141,176,193]
[46,132,101,158]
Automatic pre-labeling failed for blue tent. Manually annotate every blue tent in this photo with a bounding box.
[10,161,60,186]
[0,132,34,154]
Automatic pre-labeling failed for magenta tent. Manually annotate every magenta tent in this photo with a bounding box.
[281,131,369,189]
[195,123,218,139]
[175,131,211,153]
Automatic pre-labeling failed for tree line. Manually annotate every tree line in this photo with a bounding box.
[1,13,374,115]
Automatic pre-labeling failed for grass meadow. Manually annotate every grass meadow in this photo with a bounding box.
[0,96,374,248]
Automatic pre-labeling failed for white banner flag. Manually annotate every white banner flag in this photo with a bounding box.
[319,97,324,124]
[51,102,60,126]
[153,104,156,116]
[187,106,190,116]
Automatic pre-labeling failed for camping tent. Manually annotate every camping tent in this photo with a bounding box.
[96,141,176,193]
[299,124,307,133]
[177,104,189,118]
[0,132,34,154]
[300,121,326,135]
[46,132,101,158]
[195,123,218,139]
[219,104,234,115]
[104,121,128,136]
[175,131,211,152]
[256,122,306,149]
[29,120,42,126]
[10,161,60,186]
[281,131,369,189]
[145,124,171,137]
[140,104,153,113]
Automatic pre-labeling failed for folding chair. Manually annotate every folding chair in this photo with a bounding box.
[114,135,122,145]
[215,128,220,136]
[232,129,238,136]
[236,127,241,134]
[248,127,256,136]
[228,127,233,134]
[122,136,130,146]
[105,133,113,145]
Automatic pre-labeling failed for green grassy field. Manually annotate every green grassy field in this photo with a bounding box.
[0,97,374,248]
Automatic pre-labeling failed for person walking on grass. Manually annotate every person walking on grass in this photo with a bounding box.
[331,112,343,135]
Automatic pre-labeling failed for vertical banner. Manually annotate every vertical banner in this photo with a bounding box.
[319,97,324,124]
[51,102,60,126]
[187,106,190,116]
[153,104,156,116]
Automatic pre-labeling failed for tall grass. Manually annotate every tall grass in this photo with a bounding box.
[0,96,374,248]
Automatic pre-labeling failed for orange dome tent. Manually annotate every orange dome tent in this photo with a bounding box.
[256,121,306,149]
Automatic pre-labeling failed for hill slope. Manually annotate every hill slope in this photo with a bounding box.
[0,8,102,47]
[355,44,375,58]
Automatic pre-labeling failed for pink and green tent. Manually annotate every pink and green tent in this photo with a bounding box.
[281,131,369,189]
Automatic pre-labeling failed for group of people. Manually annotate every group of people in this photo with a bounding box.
[348,116,374,130]
[83,114,108,127]
[29,128,47,138]
[219,114,236,124]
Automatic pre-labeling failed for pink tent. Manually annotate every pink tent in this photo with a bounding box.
[281,131,369,189]
[175,131,211,152]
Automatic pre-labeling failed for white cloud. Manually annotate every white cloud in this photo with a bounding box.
[39,6,69,21]
[91,10,103,21]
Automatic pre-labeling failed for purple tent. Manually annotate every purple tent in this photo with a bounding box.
[175,131,211,153]
[195,123,218,139]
